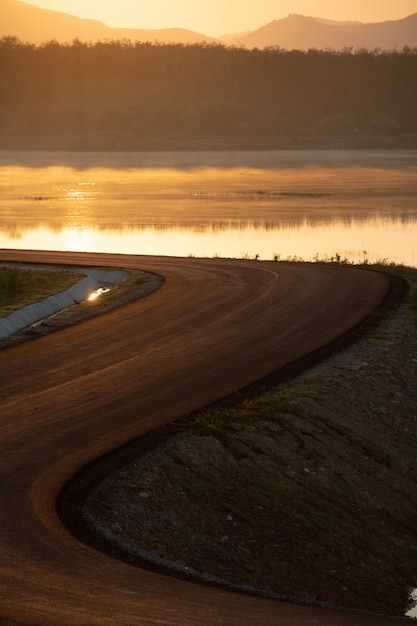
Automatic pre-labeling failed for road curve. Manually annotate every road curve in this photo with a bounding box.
[0,250,405,626]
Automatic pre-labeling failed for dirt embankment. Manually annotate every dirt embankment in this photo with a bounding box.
[83,283,417,620]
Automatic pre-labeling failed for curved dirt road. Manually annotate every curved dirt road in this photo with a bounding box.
[0,250,405,625]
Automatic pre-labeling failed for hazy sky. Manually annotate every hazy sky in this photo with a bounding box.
[23,1,417,36]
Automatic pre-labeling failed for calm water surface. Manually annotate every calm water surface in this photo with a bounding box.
[1,149,416,266]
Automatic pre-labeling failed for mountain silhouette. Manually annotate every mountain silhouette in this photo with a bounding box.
[224,13,417,50]
[1,0,214,44]
[1,0,417,50]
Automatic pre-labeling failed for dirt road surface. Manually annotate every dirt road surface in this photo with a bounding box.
[0,249,404,625]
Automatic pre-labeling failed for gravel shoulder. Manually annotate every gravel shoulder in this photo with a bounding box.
[83,279,417,620]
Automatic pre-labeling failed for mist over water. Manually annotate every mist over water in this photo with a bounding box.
[1,150,416,267]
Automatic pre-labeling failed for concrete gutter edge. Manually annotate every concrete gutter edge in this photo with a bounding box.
[0,267,129,339]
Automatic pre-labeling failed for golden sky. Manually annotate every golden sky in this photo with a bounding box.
[22,0,417,36]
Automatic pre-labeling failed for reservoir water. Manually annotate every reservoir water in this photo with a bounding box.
[1,149,416,267]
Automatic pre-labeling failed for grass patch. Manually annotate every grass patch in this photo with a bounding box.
[365,260,417,282]
[0,265,84,318]
[288,251,417,281]
[189,386,297,447]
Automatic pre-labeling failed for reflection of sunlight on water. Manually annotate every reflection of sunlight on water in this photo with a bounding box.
[64,181,98,238]
[1,219,416,267]
[1,172,417,263]
[66,182,96,201]
[64,224,96,252]
[67,190,86,198]
[0,152,416,268]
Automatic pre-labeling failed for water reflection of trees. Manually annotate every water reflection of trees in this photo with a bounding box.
[1,213,416,236]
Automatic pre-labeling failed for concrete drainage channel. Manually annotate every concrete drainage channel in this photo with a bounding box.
[0,265,129,339]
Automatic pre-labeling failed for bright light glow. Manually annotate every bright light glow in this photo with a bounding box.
[87,287,110,301]
[20,1,417,36]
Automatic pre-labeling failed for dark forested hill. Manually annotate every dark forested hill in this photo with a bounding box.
[0,39,416,144]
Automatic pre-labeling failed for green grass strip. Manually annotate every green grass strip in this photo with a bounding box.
[0,265,84,318]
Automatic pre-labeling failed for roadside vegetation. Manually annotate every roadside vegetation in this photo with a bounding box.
[0,265,83,318]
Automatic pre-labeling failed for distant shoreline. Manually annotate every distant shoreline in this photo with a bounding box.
[1,133,417,152]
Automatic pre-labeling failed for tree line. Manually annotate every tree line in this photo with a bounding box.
[1,37,416,138]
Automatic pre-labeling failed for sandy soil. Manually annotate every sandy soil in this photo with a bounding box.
[83,282,417,620]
